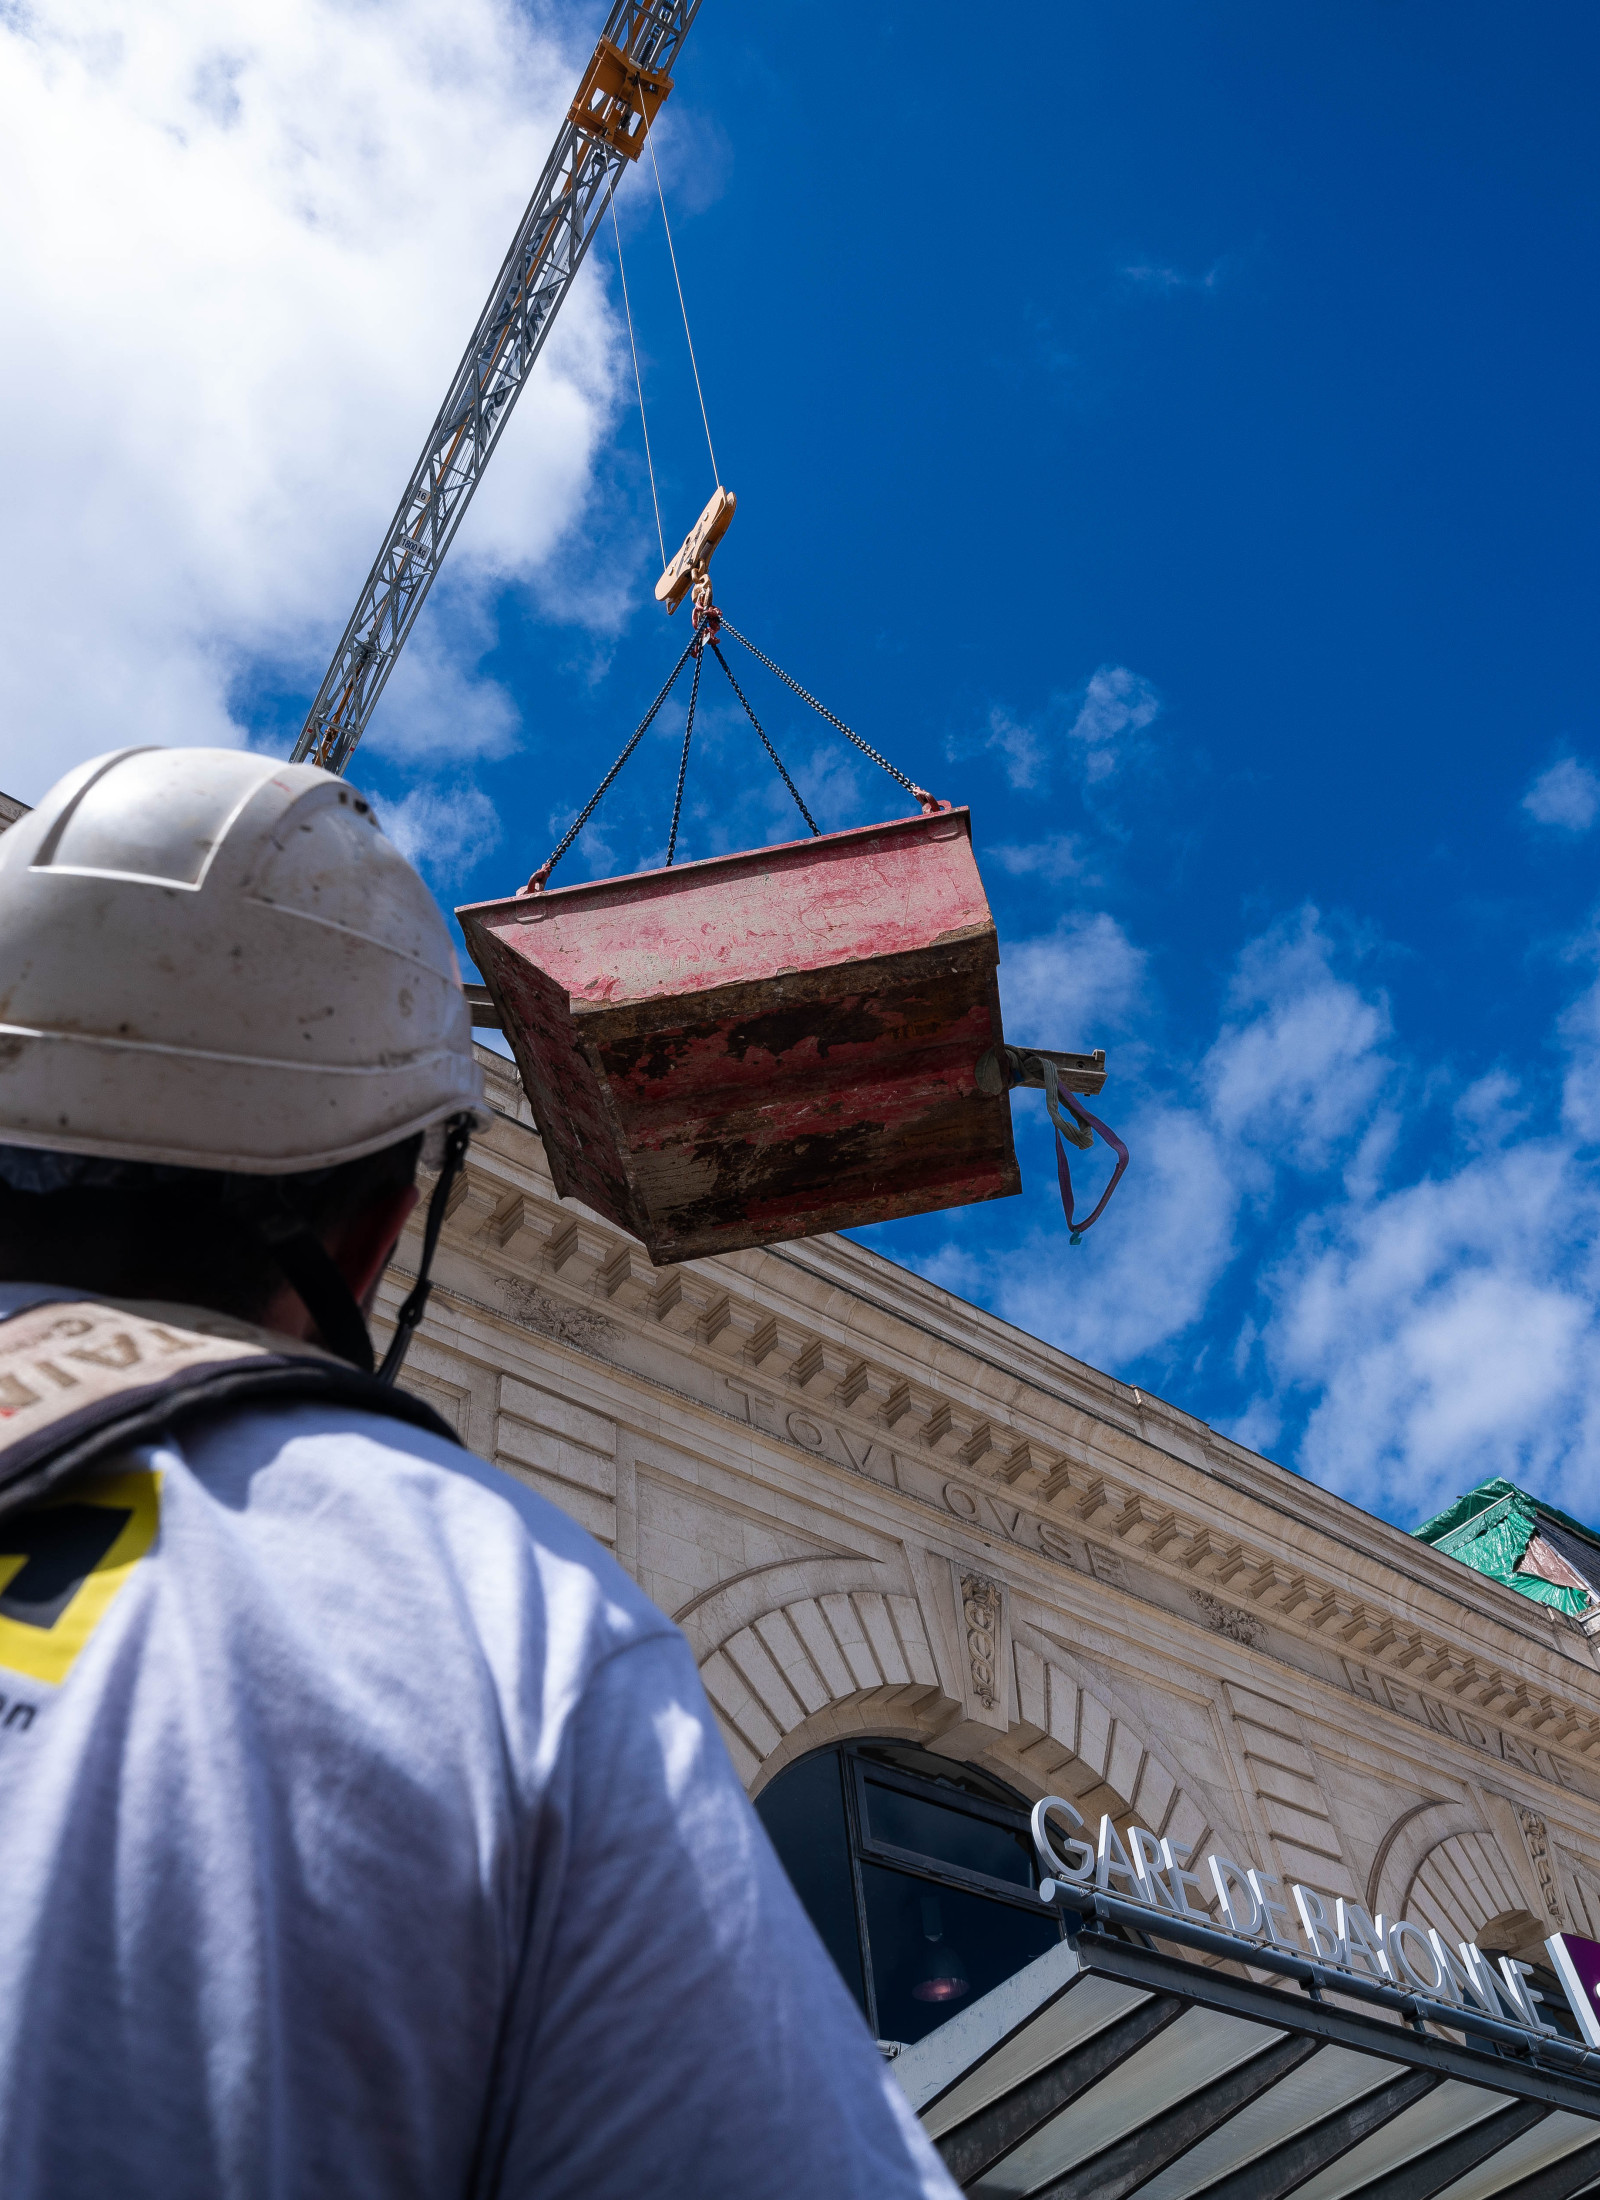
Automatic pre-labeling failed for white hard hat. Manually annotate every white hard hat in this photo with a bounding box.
[0,746,486,1173]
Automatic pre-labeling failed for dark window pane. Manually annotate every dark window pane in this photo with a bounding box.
[755,1751,867,2018]
[856,1740,1026,1809]
[861,1861,1060,2045]
[863,1776,1035,1888]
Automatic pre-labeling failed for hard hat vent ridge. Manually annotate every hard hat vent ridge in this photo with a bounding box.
[0,747,486,1174]
[31,748,273,890]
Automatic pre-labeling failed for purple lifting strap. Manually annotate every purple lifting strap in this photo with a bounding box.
[1052,1089,1130,1245]
[1029,1050,1129,1245]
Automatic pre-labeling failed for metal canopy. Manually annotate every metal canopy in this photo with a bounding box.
[894,1933,1600,2200]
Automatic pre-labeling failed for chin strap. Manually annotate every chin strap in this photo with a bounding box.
[377,1114,473,1387]
[255,1214,376,1375]
[248,1112,475,1384]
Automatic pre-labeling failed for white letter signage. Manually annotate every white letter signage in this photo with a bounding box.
[1030,1813,1583,2044]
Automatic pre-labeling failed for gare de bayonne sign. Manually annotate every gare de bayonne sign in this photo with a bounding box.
[1031,1794,1600,2047]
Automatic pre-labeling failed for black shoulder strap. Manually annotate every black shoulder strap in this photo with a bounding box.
[0,1355,459,1529]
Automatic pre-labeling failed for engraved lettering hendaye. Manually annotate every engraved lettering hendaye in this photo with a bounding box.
[1030,1796,1566,2039]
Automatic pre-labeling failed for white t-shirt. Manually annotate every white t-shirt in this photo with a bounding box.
[0,1289,955,2198]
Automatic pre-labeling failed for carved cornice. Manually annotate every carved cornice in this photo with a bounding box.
[398,1048,1600,1775]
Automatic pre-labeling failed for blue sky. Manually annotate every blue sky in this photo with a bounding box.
[5,1,1599,1529]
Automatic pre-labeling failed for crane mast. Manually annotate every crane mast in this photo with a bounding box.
[294,0,701,775]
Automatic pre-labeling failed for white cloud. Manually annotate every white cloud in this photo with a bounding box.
[1190,910,1600,1521]
[1203,910,1392,1174]
[1562,962,1600,1143]
[377,781,500,883]
[909,888,1600,1529]
[1249,1142,1598,1523]
[788,744,867,836]
[639,103,733,221]
[1453,1068,1528,1149]
[948,667,1159,794]
[365,603,521,766]
[978,906,1387,1373]
[541,805,619,888]
[999,912,1147,1047]
[944,704,1046,791]
[1523,756,1600,833]
[913,911,1228,1370]
[991,834,1090,883]
[1224,926,1600,1524]
[1122,260,1225,295]
[1067,666,1160,784]
[983,706,1046,790]
[0,0,623,797]
[991,1103,1238,1369]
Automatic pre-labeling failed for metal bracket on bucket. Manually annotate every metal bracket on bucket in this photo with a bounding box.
[976,1046,1105,1099]
[977,1046,1105,1152]
[977,1043,1129,1239]
[463,982,502,1030]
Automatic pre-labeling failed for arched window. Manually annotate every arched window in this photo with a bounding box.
[755,1739,1063,2045]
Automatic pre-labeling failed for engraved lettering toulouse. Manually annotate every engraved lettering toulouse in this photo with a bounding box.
[721,1377,1586,1798]
[723,1379,900,1489]
[723,1377,1090,1560]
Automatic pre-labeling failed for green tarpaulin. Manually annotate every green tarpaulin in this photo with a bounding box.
[1412,1478,1596,1616]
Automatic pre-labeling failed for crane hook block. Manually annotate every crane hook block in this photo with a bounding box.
[569,37,673,161]
[656,486,736,613]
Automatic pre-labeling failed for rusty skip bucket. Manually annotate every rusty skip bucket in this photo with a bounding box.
[457,808,1027,1263]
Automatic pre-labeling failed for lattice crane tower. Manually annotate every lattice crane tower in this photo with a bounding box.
[293,0,702,776]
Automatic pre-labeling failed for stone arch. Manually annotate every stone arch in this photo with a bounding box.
[1403,1830,1536,1944]
[993,1624,1223,1860]
[686,1562,1239,1860]
[1366,1799,1477,1918]
[1560,1860,1600,1941]
[681,1556,955,1791]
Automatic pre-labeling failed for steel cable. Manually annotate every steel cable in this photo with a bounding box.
[609,189,666,569]
[646,132,720,490]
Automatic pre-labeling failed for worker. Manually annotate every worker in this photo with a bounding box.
[0,747,957,2198]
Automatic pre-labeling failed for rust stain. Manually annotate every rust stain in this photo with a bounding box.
[458,809,1021,1263]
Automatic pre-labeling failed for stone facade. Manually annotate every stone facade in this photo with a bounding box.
[380,1044,1600,1959]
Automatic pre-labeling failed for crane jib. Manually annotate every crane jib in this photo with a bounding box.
[293,0,702,777]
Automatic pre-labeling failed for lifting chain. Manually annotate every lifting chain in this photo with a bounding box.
[718,620,943,815]
[521,635,699,894]
[520,602,941,894]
